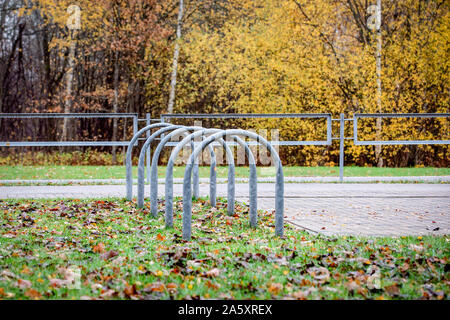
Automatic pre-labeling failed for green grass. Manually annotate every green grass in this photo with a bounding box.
[0,197,448,300]
[0,165,449,180]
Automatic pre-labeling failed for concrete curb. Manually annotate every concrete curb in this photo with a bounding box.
[1,175,449,185]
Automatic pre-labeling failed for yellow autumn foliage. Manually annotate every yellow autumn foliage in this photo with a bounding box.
[177,0,448,166]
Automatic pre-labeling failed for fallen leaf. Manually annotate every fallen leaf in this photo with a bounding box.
[166,282,177,293]
[58,266,79,284]
[409,244,424,253]
[24,288,41,299]
[17,279,31,289]
[100,289,116,299]
[100,250,119,260]
[367,273,381,290]
[144,282,165,293]
[93,242,105,253]
[205,268,221,278]
[384,284,400,297]
[345,280,360,293]
[292,288,316,300]
[307,267,330,284]
[1,270,17,279]
[268,283,283,295]
[205,280,220,290]
[49,278,67,288]
[399,262,410,272]
[124,284,137,297]
[156,233,166,241]
[21,266,32,275]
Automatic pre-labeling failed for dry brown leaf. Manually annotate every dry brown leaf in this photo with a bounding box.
[384,284,400,296]
[292,288,316,300]
[17,279,31,289]
[156,233,166,241]
[100,289,116,299]
[166,282,178,293]
[399,262,410,272]
[205,280,220,290]
[93,242,105,253]
[345,280,360,292]
[144,282,165,293]
[24,288,41,299]
[100,250,119,260]
[409,244,424,253]
[307,267,330,283]
[268,283,283,295]
[205,268,221,278]
[49,278,67,288]
[124,284,137,297]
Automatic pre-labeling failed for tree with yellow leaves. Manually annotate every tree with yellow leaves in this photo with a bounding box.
[177,0,448,167]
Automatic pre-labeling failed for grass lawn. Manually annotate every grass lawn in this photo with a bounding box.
[0,165,449,180]
[0,197,448,300]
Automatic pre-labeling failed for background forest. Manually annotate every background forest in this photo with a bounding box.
[0,0,448,166]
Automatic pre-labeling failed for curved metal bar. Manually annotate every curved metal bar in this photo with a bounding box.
[209,144,217,208]
[159,128,234,221]
[164,129,236,228]
[137,126,216,213]
[183,129,284,240]
[149,128,219,215]
[136,125,185,208]
[125,123,172,200]
[190,137,200,199]
[140,127,230,217]
[231,136,257,227]
[163,130,256,227]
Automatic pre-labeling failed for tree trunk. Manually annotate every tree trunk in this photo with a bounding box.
[375,0,383,167]
[167,0,184,113]
[62,39,76,143]
[112,51,120,164]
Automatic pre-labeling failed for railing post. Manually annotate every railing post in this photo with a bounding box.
[133,115,138,146]
[339,113,345,183]
[146,113,151,185]
[326,115,332,145]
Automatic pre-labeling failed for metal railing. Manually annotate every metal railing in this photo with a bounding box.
[160,113,333,146]
[0,112,448,184]
[162,113,449,183]
[353,113,450,145]
[0,113,139,147]
[336,113,449,182]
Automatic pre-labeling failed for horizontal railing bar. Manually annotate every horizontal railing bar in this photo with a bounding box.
[164,141,330,147]
[0,113,138,119]
[354,113,449,145]
[0,141,130,147]
[161,113,331,119]
[355,140,450,145]
[355,113,450,118]
[161,114,332,145]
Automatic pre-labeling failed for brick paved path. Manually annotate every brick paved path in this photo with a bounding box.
[1,183,448,237]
